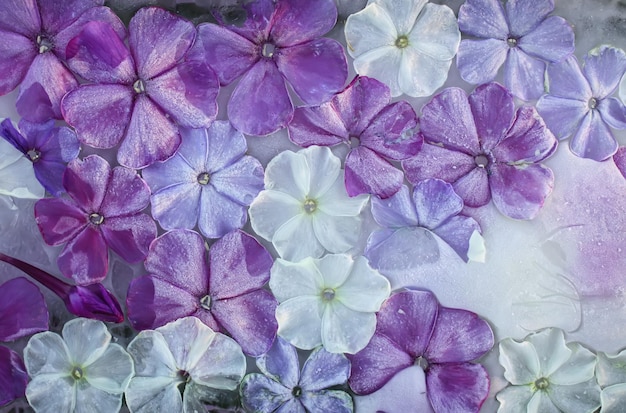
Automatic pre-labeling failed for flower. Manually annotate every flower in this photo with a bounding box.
[125,316,246,413]
[188,0,347,136]
[403,82,558,220]
[348,289,494,413]
[595,349,626,413]
[142,121,264,239]
[457,0,574,101]
[270,254,390,354]
[0,0,124,122]
[287,76,420,198]
[0,118,80,196]
[0,346,28,408]
[126,229,277,357]
[240,338,353,412]
[344,0,460,97]
[249,146,369,261]
[537,46,626,161]
[34,155,156,284]
[497,328,601,413]
[61,7,219,168]
[365,180,484,273]
[23,318,134,413]
[0,135,45,206]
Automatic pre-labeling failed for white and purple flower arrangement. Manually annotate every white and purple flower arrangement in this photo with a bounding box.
[1,0,626,412]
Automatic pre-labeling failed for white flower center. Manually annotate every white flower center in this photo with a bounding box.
[588,97,598,109]
[27,149,41,162]
[89,213,104,225]
[200,295,212,310]
[395,35,409,49]
[197,172,210,185]
[71,366,84,380]
[533,377,550,391]
[133,79,146,94]
[321,288,335,301]
[37,35,53,53]
[303,199,317,214]
[262,42,276,58]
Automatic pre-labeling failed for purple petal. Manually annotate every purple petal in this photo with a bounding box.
[0,30,36,95]
[494,106,558,163]
[300,390,353,413]
[212,0,274,42]
[210,156,264,205]
[240,374,291,413]
[434,216,482,262]
[129,7,195,80]
[0,119,29,153]
[100,214,156,263]
[489,163,554,220]
[545,56,592,99]
[0,278,48,341]
[413,179,463,230]
[365,227,441,272]
[212,290,278,356]
[288,104,348,147]
[518,16,574,62]
[34,197,87,245]
[336,77,392,136]
[270,0,337,46]
[403,143,476,186]
[118,95,180,169]
[347,333,413,395]
[570,110,618,161]
[468,82,514,152]
[38,0,101,34]
[421,88,480,154]
[65,283,123,323]
[505,0,554,37]
[300,347,350,391]
[535,95,588,139]
[61,84,133,149]
[146,60,218,128]
[504,48,546,101]
[457,39,508,85]
[0,346,27,407]
[64,155,110,212]
[198,186,248,239]
[452,167,490,208]
[228,60,293,136]
[583,46,626,99]
[599,97,626,130]
[150,183,200,231]
[370,185,419,228]
[345,146,404,198]
[65,20,135,84]
[276,38,347,105]
[209,230,273,298]
[0,0,39,37]
[614,147,626,179]
[57,225,108,284]
[457,0,508,39]
[257,337,300,388]
[426,363,489,413]
[189,23,258,85]
[360,101,420,161]
[425,307,494,364]
[31,128,80,197]
[144,230,209,296]
[100,166,151,217]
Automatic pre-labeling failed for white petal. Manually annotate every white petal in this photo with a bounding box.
[317,172,368,216]
[300,146,341,199]
[372,0,427,35]
[498,338,540,385]
[127,330,177,377]
[85,344,134,394]
[62,318,111,367]
[527,391,560,413]
[156,317,215,373]
[24,332,72,376]
[467,230,486,263]
[270,257,324,302]
[601,383,626,413]
[550,343,597,385]
[26,375,76,413]
[75,381,124,413]
[597,350,626,387]
[336,256,390,312]
[312,212,363,254]
[398,47,453,97]
[408,3,460,60]
[249,190,302,241]
[526,328,571,377]
[549,379,601,413]
[125,376,182,413]
[264,150,309,199]
[0,139,44,199]
[354,46,403,97]
[495,385,534,413]
[272,214,325,261]
[189,332,246,390]
[276,296,325,350]
[345,3,397,58]
[315,254,354,289]
[321,301,376,354]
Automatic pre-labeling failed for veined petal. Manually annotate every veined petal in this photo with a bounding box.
[336,76,392,135]
[25,375,75,413]
[526,328,571,378]
[24,331,72,375]
[344,146,404,198]
[360,101,420,160]
[288,103,348,147]
[34,197,87,245]
[615,147,626,179]
[264,149,310,198]
[504,48,546,101]
[536,95,588,139]
[335,255,390,313]
[498,338,540,385]
[344,4,397,58]
[457,38,508,85]
[402,143,476,186]
[38,0,100,33]
[149,183,201,231]
[256,337,299,388]
[550,343,597,385]
[315,254,353,289]
[365,227,441,274]
[249,190,303,242]
[0,30,36,96]
[598,97,626,130]
[276,296,324,350]
[434,216,482,263]
[518,16,574,62]
[374,0,426,35]
[75,381,124,413]
[398,47,453,97]
[270,0,337,46]
[0,278,48,341]
[321,301,376,354]
[298,146,340,199]
[408,3,459,61]
[413,179,463,230]
[600,384,626,413]
[270,258,324,302]
[100,214,156,263]
[300,347,350,391]
[84,344,134,393]
[505,0,554,37]
[62,318,110,367]
[273,214,325,261]
[57,226,108,284]
[583,45,626,99]
[453,166,490,208]
[125,377,181,413]
[202,121,249,173]
[0,142,44,200]
[100,166,150,217]
[240,373,291,413]
[197,185,248,239]
[570,110,618,161]
[63,155,109,212]
[457,0,508,39]
[597,350,626,387]
[353,46,403,97]
[496,385,534,413]
[469,82,515,152]
[312,212,362,254]
[426,363,490,413]
[549,379,601,413]
[0,0,40,37]
[545,56,592,100]
[370,185,419,228]
[300,389,353,413]
[126,330,177,377]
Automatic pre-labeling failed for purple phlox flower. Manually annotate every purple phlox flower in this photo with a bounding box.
[0,252,124,323]
[614,147,626,179]
[0,0,125,122]
[347,289,494,413]
[126,229,278,357]
[537,46,626,161]
[142,120,264,239]
[0,346,28,408]
[188,0,348,136]
[61,7,219,169]
[365,180,484,274]
[457,0,574,101]
[403,82,558,220]
[34,154,157,284]
[240,337,353,413]
[0,118,80,197]
[288,76,421,199]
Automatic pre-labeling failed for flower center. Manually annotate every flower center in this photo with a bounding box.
[474,154,490,168]
[200,295,212,310]
[533,377,550,391]
[292,386,302,398]
[588,97,598,109]
[71,366,84,380]
[36,35,53,53]
[303,199,317,214]
[349,136,360,148]
[197,172,210,185]
[27,149,41,162]
[262,42,276,58]
[133,79,146,94]
[177,369,192,394]
[321,288,335,301]
[89,213,104,225]
[415,356,429,371]
[395,35,409,49]
[507,37,518,48]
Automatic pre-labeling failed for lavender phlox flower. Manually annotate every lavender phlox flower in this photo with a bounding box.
[34,155,157,284]
[0,0,125,122]
[142,121,263,239]
[240,337,353,413]
[457,0,575,101]
[61,6,219,169]
[188,0,348,136]
[537,46,626,161]
[0,118,80,197]
[0,136,44,207]
[287,76,420,199]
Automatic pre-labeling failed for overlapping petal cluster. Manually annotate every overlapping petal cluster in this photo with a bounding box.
[0,136,44,207]
[596,349,626,412]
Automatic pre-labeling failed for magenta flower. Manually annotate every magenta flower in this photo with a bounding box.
[34,155,156,284]
[126,229,278,357]
[189,0,348,136]
[288,76,420,198]
[0,346,28,408]
[0,0,124,122]
[348,289,494,413]
[403,82,558,220]
[0,119,79,197]
[142,121,264,239]
[61,7,219,169]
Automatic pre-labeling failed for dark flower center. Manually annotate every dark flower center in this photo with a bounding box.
[395,35,409,49]
[303,199,317,214]
[177,369,192,394]
[200,294,212,310]
[292,386,302,398]
[474,154,490,168]
[27,149,41,162]
[415,356,429,371]
[133,79,146,94]
[321,288,335,301]
[349,136,360,148]
[262,42,276,58]
[37,35,53,53]
[534,377,550,391]
[507,37,518,48]
[71,366,84,380]
[197,172,210,185]
[588,97,598,109]
[89,213,104,225]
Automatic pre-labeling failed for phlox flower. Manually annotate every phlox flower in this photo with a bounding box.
[596,349,626,413]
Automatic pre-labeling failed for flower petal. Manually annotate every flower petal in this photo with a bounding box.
[468,82,514,151]
[0,0,39,37]
[300,347,350,391]
[536,95,588,139]
[370,185,418,227]
[615,147,626,179]
[75,381,124,413]
[125,377,181,413]
[276,296,324,350]
[301,390,353,413]
[570,109,618,161]
[365,227,441,274]
[149,184,200,231]
[62,318,110,367]
[549,343,597,385]
[25,375,75,413]
[321,301,376,354]
[316,171,368,216]
[257,337,300,387]
[545,55,592,99]
[413,179,463,229]
[498,338,540,385]
[518,16,574,62]
[0,346,27,407]
[600,383,626,413]
[57,226,108,284]
[312,212,362,254]
[100,167,150,217]
[494,106,557,163]
[202,121,249,172]
[504,48,546,101]
[360,101,420,160]
[353,46,403,97]
[271,0,337,46]
[264,149,310,198]
[336,77,392,135]
[549,379,601,413]
[84,343,134,393]
[270,258,324,302]
[0,30,36,95]
[345,146,404,198]
[398,47,454,98]
[372,0,426,35]
[100,214,156,263]
[583,45,626,99]
[434,216,482,263]
[526,328,571,378]
[407,3,460,61]
[197,186,248,239]
[0,278,48,342]
[505,0,553,37]
[64,155,110,212]
[240,373,291,413]
[288,104,348,147]
[344,4,397,58]
[453,166,491,208]
[495,385,534,413]
[273,214,325,261]
[457,38,508,86]
[598,97,626,130]
[335,255,390,313]
[403,142,476,186]
[24,331,72,376]
[249,190,303,242]
[597,350,626,388]
[35,198,86,246]
[426,363,490,413]
[457,0,508,39]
